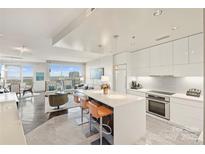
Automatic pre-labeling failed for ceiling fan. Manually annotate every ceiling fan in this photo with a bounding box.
[0,45,32,60]
[13,45,32,56]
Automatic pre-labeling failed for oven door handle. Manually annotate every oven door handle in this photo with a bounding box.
[146,98,169,104]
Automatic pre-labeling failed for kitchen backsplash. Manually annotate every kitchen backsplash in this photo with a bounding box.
[128,76,203,94]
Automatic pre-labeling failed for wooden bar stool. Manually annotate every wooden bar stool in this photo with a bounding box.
[88,100,101,133]
[88,101,113,145]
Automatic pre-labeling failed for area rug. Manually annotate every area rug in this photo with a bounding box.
[25,114,98,145]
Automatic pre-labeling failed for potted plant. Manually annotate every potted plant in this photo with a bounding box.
[101,83,110,95]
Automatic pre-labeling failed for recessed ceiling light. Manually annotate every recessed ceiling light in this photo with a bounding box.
[13,46,30,53]
[153,9,163,16]
[172,26,177,30]
[113,35,119,39]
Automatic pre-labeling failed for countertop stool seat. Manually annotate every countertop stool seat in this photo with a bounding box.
[79,96,90,124]
[73,93,80,104]
[88,101,113,145]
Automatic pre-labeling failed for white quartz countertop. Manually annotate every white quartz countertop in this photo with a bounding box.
[127,88,150,93]
[77,90,145,108]
[0,93,26,145]
[127,88,203,102]
[172,93,203,102]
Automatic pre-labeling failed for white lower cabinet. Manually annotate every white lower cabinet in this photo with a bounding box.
[170,97,203,131]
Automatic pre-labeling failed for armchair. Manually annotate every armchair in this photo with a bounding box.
[48,93,68,109]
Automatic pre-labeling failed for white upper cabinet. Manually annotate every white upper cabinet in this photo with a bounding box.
[130,48,150,76]
[173,33,203,77]
[150,42,172,66]
[160,42,173,66]
[189,33,203,63]
[150,45,160,67]
[128,33,203,77]
[134,48,150,68]
[173,63,203,76]
[173,37,189,65]
[149,42,173,75]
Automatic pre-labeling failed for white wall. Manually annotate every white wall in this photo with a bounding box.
[128,76,203,94]
[86,55,113,89]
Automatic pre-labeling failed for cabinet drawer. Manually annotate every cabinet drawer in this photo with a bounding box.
[170,98,203,130]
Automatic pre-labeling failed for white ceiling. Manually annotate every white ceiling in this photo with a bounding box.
[54,8,203,55]
[0,8,203,63]
[0,8,101,63]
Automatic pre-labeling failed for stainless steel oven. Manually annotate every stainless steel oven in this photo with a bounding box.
[146,92,171,120]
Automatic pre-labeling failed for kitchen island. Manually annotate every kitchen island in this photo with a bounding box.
[77,90,146,145]
[0,93,26,145]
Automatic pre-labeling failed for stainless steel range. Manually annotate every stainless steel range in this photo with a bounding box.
[146,90,175,120]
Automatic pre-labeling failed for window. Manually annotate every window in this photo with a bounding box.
[49,64,62,80]
[0,64,2,80]
[4,64,33,85]
[7,65,21,82]
[49,64,83,79]
[22,65,33,85]
[49,63,84,87]
[61,65,82,78]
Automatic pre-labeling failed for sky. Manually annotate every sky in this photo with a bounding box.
[6,65,33,79]
[49,64,82,77]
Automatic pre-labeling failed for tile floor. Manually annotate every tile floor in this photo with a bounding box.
[18,93,202,145]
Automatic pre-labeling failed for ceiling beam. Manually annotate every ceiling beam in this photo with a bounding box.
[52,8,96,46]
